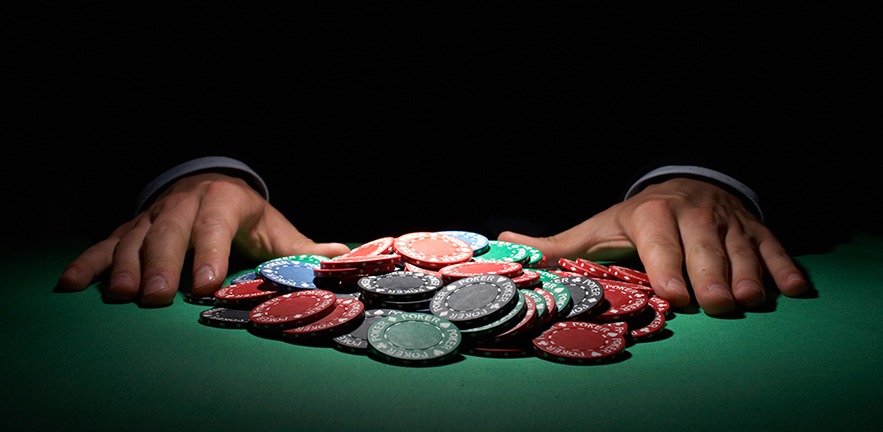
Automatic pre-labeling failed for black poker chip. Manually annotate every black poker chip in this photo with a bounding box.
[429,274,519,328]
[199,307,252,329]
[356,271,444,301]
[556,276,605,319]
[332,309,404,353]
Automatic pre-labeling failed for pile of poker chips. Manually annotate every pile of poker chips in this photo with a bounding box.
[188,231,672,366]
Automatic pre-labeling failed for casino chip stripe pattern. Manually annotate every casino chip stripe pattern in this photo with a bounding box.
[194,231,674,365]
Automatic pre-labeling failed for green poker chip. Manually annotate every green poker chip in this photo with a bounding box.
[367,312,461,365]
[471,240,531,264]
[538,277,573,317]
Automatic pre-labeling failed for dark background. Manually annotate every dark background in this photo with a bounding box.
[6,3,879,257]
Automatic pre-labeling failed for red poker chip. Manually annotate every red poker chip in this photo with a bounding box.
[439,260,523,283]
[511,269,541,289]
[626,296,667,340]
[488,292,538,342]
[393,232,474,269]
[321,254,402,269]
[282,297,366,339]
[213,279,278,305]
[557,258,601,279]
[533,288,558,324]
[591,283,649,322]
[600,321,629,338]
[338,237,396,258]
[546,269,582,278]
[597,278,655,295]
[648,295,671,317]
[608,265,651,286]
[532,321,626,364]
[249,289,337,329]
[313,262,398,279]
[574,258,611,279]
[403,262,442,278]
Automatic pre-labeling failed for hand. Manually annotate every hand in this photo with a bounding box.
[498,177,809,316]
[56,173,351,307]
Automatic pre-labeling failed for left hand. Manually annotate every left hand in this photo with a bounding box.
[499,177,809,316]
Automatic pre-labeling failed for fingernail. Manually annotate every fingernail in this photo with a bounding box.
[194,266,216,289]
[110,272,134,290]
[788,272,806,284]
[707,283,732,300]
[666,278,686,294]
[143,275,169,297]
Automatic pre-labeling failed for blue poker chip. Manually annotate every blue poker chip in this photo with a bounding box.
[257,257,319,291]
[228,270,260,285]
[436,230,490,256]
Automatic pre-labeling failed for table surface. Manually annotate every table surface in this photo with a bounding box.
[2,231,881,432]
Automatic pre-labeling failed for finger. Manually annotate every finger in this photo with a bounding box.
[680,210,735,316]
[252,206,352,260]
[138,198,200,307]
[56,221,135,291]
[188,193,240,297]
[724,226,767,309]
[627,203,692,308]
[105,217,153,303]
[757,228,809,297]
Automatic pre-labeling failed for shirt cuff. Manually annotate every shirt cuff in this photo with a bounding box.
[135,156,269,214]
[623,165,764,221]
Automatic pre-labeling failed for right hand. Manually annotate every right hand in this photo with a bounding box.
[56,173,351,307]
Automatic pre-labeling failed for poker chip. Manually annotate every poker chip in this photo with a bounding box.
[511,269,541,288]
[183,291,217,306]
[189,229,683,367]
[322,254,402,269]
[367,312,462,365]
[532,321,627,364]
[361,297,432,312]
[522,289,549,326]
[438,260,523,283]
[558,258,603,279]
[459,289,528,341]
[608,265,651,286]
[648,295,671,316]
[626,296,667,340]
[248,289,337,330]
[393,232,474,269]
[429,274,519,328]
[198,307,252,329]
[539,278,573,318]
[436,230,490,256]
[574,258,611,279]
[472,240,530,264]
[258,257,319,290]
[226,269,260,286]
[282,297,366,339]
[281,254,331,266]
[356,271,444,301]
[339,236,395,258]
[556,276,605,319]
[402,262,442,278]
[486,290,539,342]
[213,279,278,307]
[590,282,649,322]
[533,287,558,324]
[521,244,545,268]
[596,278,655,295]
[333,309,404,353]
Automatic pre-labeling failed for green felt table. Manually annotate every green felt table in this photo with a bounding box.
[3,232,881,432]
